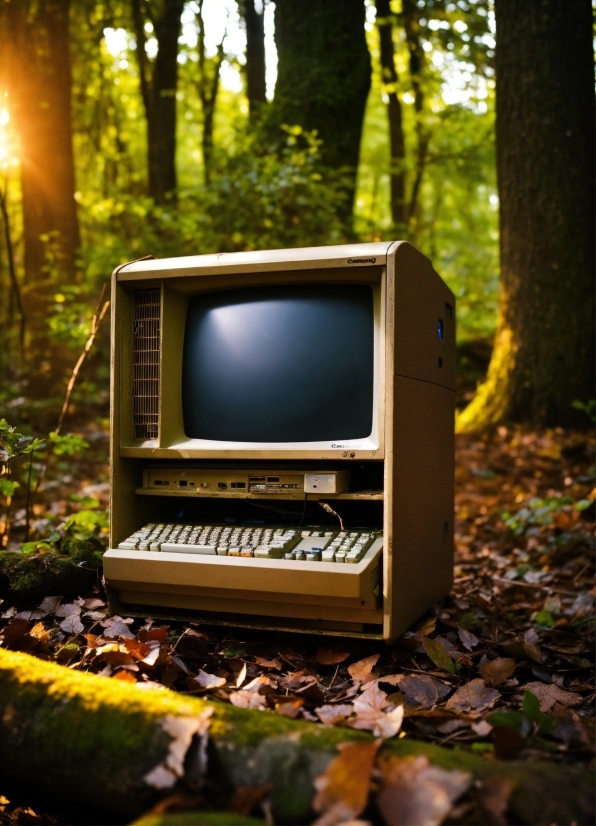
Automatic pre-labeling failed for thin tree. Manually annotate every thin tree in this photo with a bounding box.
[241,0,267,122]
[194,1,226,185]
[375,0,407,230]
[459,0,595,430]
[131,0,185,204]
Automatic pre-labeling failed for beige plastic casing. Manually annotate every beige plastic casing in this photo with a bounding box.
[105,241,455,641]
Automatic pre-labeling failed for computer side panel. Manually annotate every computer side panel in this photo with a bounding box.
[385,376,455,642]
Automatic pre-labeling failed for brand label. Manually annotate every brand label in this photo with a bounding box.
[347,257,376,264]
[331,443,362,449]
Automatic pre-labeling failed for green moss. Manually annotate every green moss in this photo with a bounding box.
[60,536,104,566]
[0,550,96,602]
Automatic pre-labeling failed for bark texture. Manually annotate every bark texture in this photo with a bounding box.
[0,649,594,825]
[132,0,185,203]
[243,0,267,122]
[268,0,371,214]
[375,0,407,229]
[0,0,79,296]
[459,0,595,430]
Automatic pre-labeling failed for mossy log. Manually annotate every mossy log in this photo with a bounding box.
[0,649,593,824]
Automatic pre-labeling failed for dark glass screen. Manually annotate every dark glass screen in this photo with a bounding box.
[182,284,374,442]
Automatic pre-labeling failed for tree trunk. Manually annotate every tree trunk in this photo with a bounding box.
[402,0,430,227]
[195,1,224,185]
[268,0,371,216]
[131,0,185,204]
[0,649,594,825]
[458,0,595,430]
[0,0,79,319]
[375,0,407,230]
[243,0,267,122]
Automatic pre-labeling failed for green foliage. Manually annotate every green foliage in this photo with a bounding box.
[0,479,19,498]
[62,509,109,542]
[49,432,90,457]
[571,399,596,424]
[502,496,575,537]
[0,420,45,464]
[488,690,557,739]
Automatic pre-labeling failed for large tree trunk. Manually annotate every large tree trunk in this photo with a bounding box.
[131,0,185,204]
[268,0,371,217]
[375,0,407,230]
[0,0,79,324]
[459,0,595,431]
[0,649,593,825]
[242,0,267,122]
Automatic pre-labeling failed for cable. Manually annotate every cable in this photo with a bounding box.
[319,502,345,532]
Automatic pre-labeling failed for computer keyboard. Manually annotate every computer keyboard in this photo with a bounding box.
[117,523,380,564]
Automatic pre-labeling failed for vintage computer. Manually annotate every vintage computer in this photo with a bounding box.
[103,241,455,641]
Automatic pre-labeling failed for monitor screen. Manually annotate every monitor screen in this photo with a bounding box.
[182,284,374,443]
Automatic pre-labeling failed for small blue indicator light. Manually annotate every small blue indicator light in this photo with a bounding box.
[438,319,444,340]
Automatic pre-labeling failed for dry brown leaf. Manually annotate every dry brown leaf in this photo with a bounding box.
[377,755,471,826]
[313,740,380,825]
[138,625,169,643]
[59,614,84,635]
[347,654,380,684]
[315,704,355,725]
[522,682,583,712]
[101,616,135,639]
[458,628,479,651]
[28,622,49,643]
[255,656,282,670]
[122,637,152,660]
[445,679,500,714]
[194,670,226,689]
[479,658,516,686]
[382,674,450,710]
[82,597,105,609]
[522,629,542,663]
[55,602,81,618]
[275,700,303,718]
[39,596,61,614]
[112,669,137,683]
[316,648,351,665]
[348,683,404,739]
[414,617,437,636]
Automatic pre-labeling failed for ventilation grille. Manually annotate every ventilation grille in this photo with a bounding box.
[132,289,160,440]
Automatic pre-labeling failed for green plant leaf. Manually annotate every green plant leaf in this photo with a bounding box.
[522,690,541,722]
[422,637,457,675]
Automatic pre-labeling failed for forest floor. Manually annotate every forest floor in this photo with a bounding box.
[0,412,594,825]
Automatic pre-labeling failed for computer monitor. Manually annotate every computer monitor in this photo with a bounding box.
[106,241,456,641]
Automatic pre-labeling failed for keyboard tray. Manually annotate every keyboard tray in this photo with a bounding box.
[103,536,382,611]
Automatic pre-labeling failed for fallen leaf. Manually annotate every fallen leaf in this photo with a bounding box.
[313,740,380,825]
[275,700,303,718]
[112,669,136,683]
[316,648,351,666]
[347,654,380,684]
[521,682,583,712]
[144,709,213,789]
[82,598,105,609]
[0,618,32,648]
[59,614,84,635]
[229,690,268,709]
[255,656,282,670]
[29,622,49,644]
[194,670,226,689]
[235,662,247,688]
[101,616,135,639]
[458,628,479,651]
[122,637,151,660]
[471,720,493,736]
[138,625,169,643]
[414,617,437,636]
[445,679,500,714]
[522,629,542,663]
[423,637,457,675]
[349,684,404,738]
[229,785,272,817]
[381,674,450,710]
[479,658,516,687]
[55,602,81,618]
[377,755,471,826]
[39,596,61,614]
[315,704,355,725]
